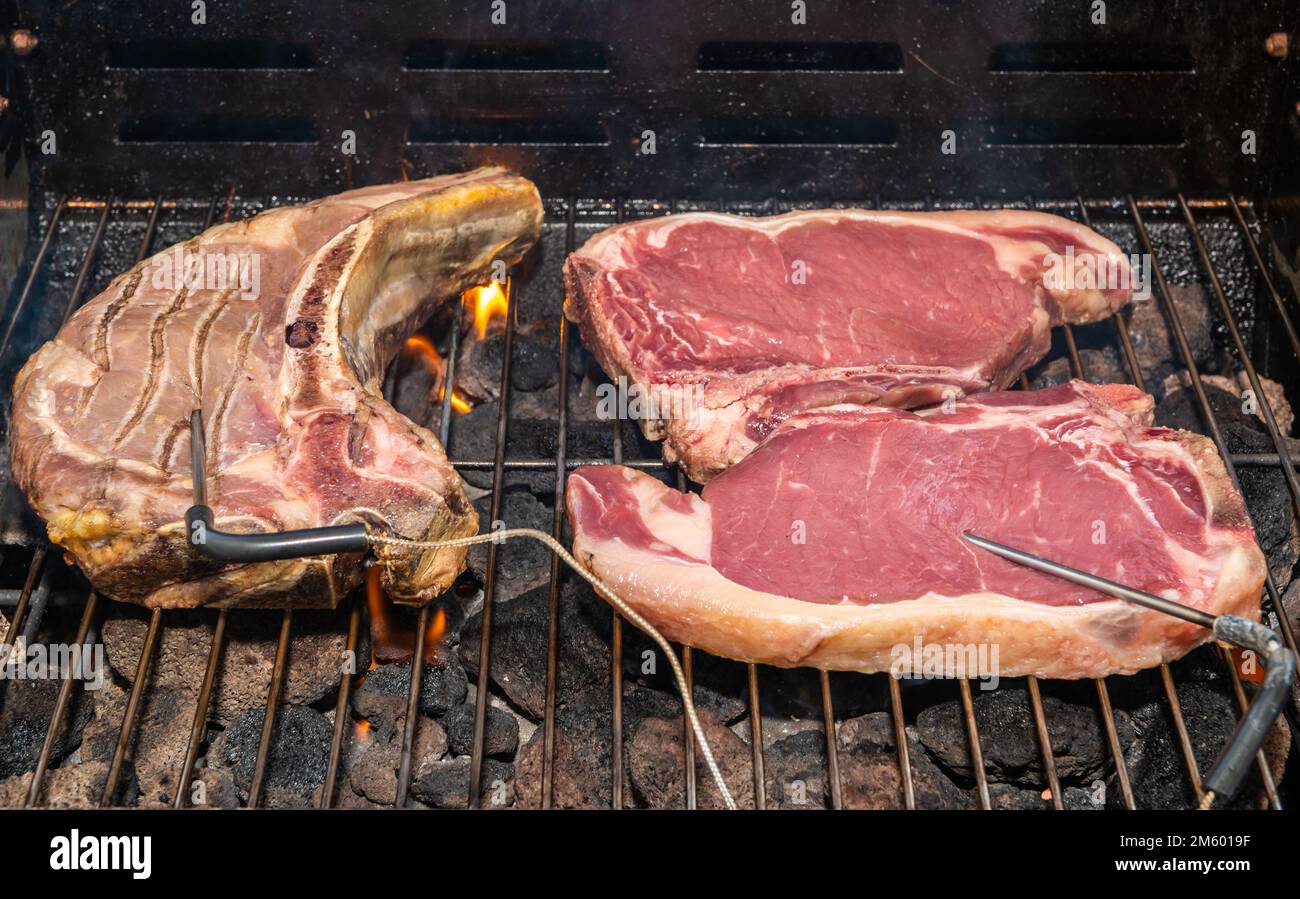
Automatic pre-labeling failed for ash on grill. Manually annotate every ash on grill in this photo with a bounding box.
[0,196,1295,810]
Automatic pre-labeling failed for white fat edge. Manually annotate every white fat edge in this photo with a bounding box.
[638,485,713,564]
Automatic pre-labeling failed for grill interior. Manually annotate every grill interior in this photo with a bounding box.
[0,0,1298,811]
[0,190,1296,810]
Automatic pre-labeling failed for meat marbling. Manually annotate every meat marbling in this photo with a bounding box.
[565,381,1265,679]
[11,168,542,609]
[565,209,1135,482]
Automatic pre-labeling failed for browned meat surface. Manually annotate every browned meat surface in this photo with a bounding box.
[10,168,543,608]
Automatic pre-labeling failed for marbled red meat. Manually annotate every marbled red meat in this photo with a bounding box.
[565,209,1134,481]
[565,381,1265,678]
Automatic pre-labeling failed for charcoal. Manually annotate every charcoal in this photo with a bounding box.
[210,705,331,802]
[914,683,1129,787]
[443,702,519,759]
[412,756,514,809]
[627,709,753,809]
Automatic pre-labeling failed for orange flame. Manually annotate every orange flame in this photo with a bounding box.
[365,565,451,664]
[462,280,509,340]
[403,335,473,414]
[355,718,374,744]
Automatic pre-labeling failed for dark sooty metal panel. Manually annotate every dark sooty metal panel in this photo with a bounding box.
[13,0,1300,201]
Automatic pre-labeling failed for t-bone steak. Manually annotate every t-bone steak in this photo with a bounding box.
[10,168,542,609]
[565,208,1135,482]
[565,381,1264,679]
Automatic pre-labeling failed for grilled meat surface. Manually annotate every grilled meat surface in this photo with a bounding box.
[11,168,543,608]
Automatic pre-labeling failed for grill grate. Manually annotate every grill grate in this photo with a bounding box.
[0,191,1296,810]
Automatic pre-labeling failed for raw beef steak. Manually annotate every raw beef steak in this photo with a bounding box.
[565,381,1264,679]
[565,209,1135,481]
[11,168,542,608]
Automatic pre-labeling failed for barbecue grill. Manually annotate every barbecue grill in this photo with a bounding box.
[0,0,1297,813]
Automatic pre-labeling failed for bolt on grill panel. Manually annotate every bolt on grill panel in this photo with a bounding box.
[0,192,1295,811]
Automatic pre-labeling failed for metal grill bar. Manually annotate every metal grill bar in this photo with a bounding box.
[171,193,235,810]
[887,675,914,809]
[467,275,517,808]
[957,679,992,809]
[747,665,766,809]
[1218,645,1282,809]
[24,591,98,807]
[1228,194,1300,365]
[540,199,577,809]
[818,669,842,809]
[0,547,47,676]
[682,643,697,808]
[610,198,627,810]
[247,608,293,808]
[1076,198,1208,807]
[1094,678,1135,809]
[100,607,162,806]
[320,595,362,808]
[174,609,227,808]
[393,604,429,807]
[0,198,66,363]
[5,193,1295,813]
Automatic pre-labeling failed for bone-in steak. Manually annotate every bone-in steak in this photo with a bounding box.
[565,381,1264,678]
[565,209,1134,481]
[11,168,542,608]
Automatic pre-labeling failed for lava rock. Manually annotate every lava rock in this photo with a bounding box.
[344,720,447,806]
[514,727,617,809]
[184,767,241,810]
[0,761,111,809]
[1157,383,1300,587]
[987,782,1052,809]
[0,673,94,779]
[464,487,554,604]
[1112,681,1277,810]
[352,656,468,740]
[443,703,519,759]
[836,712,971,810]
[627,710,754,809]
[210,705,332,803]
[459,581,611,722]
[915,684,1129,787]
[102,606,364,725]
[412,756,514,809]
[763,729,831,809]
[1126,283,1213,388]
[81,678,195,806]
